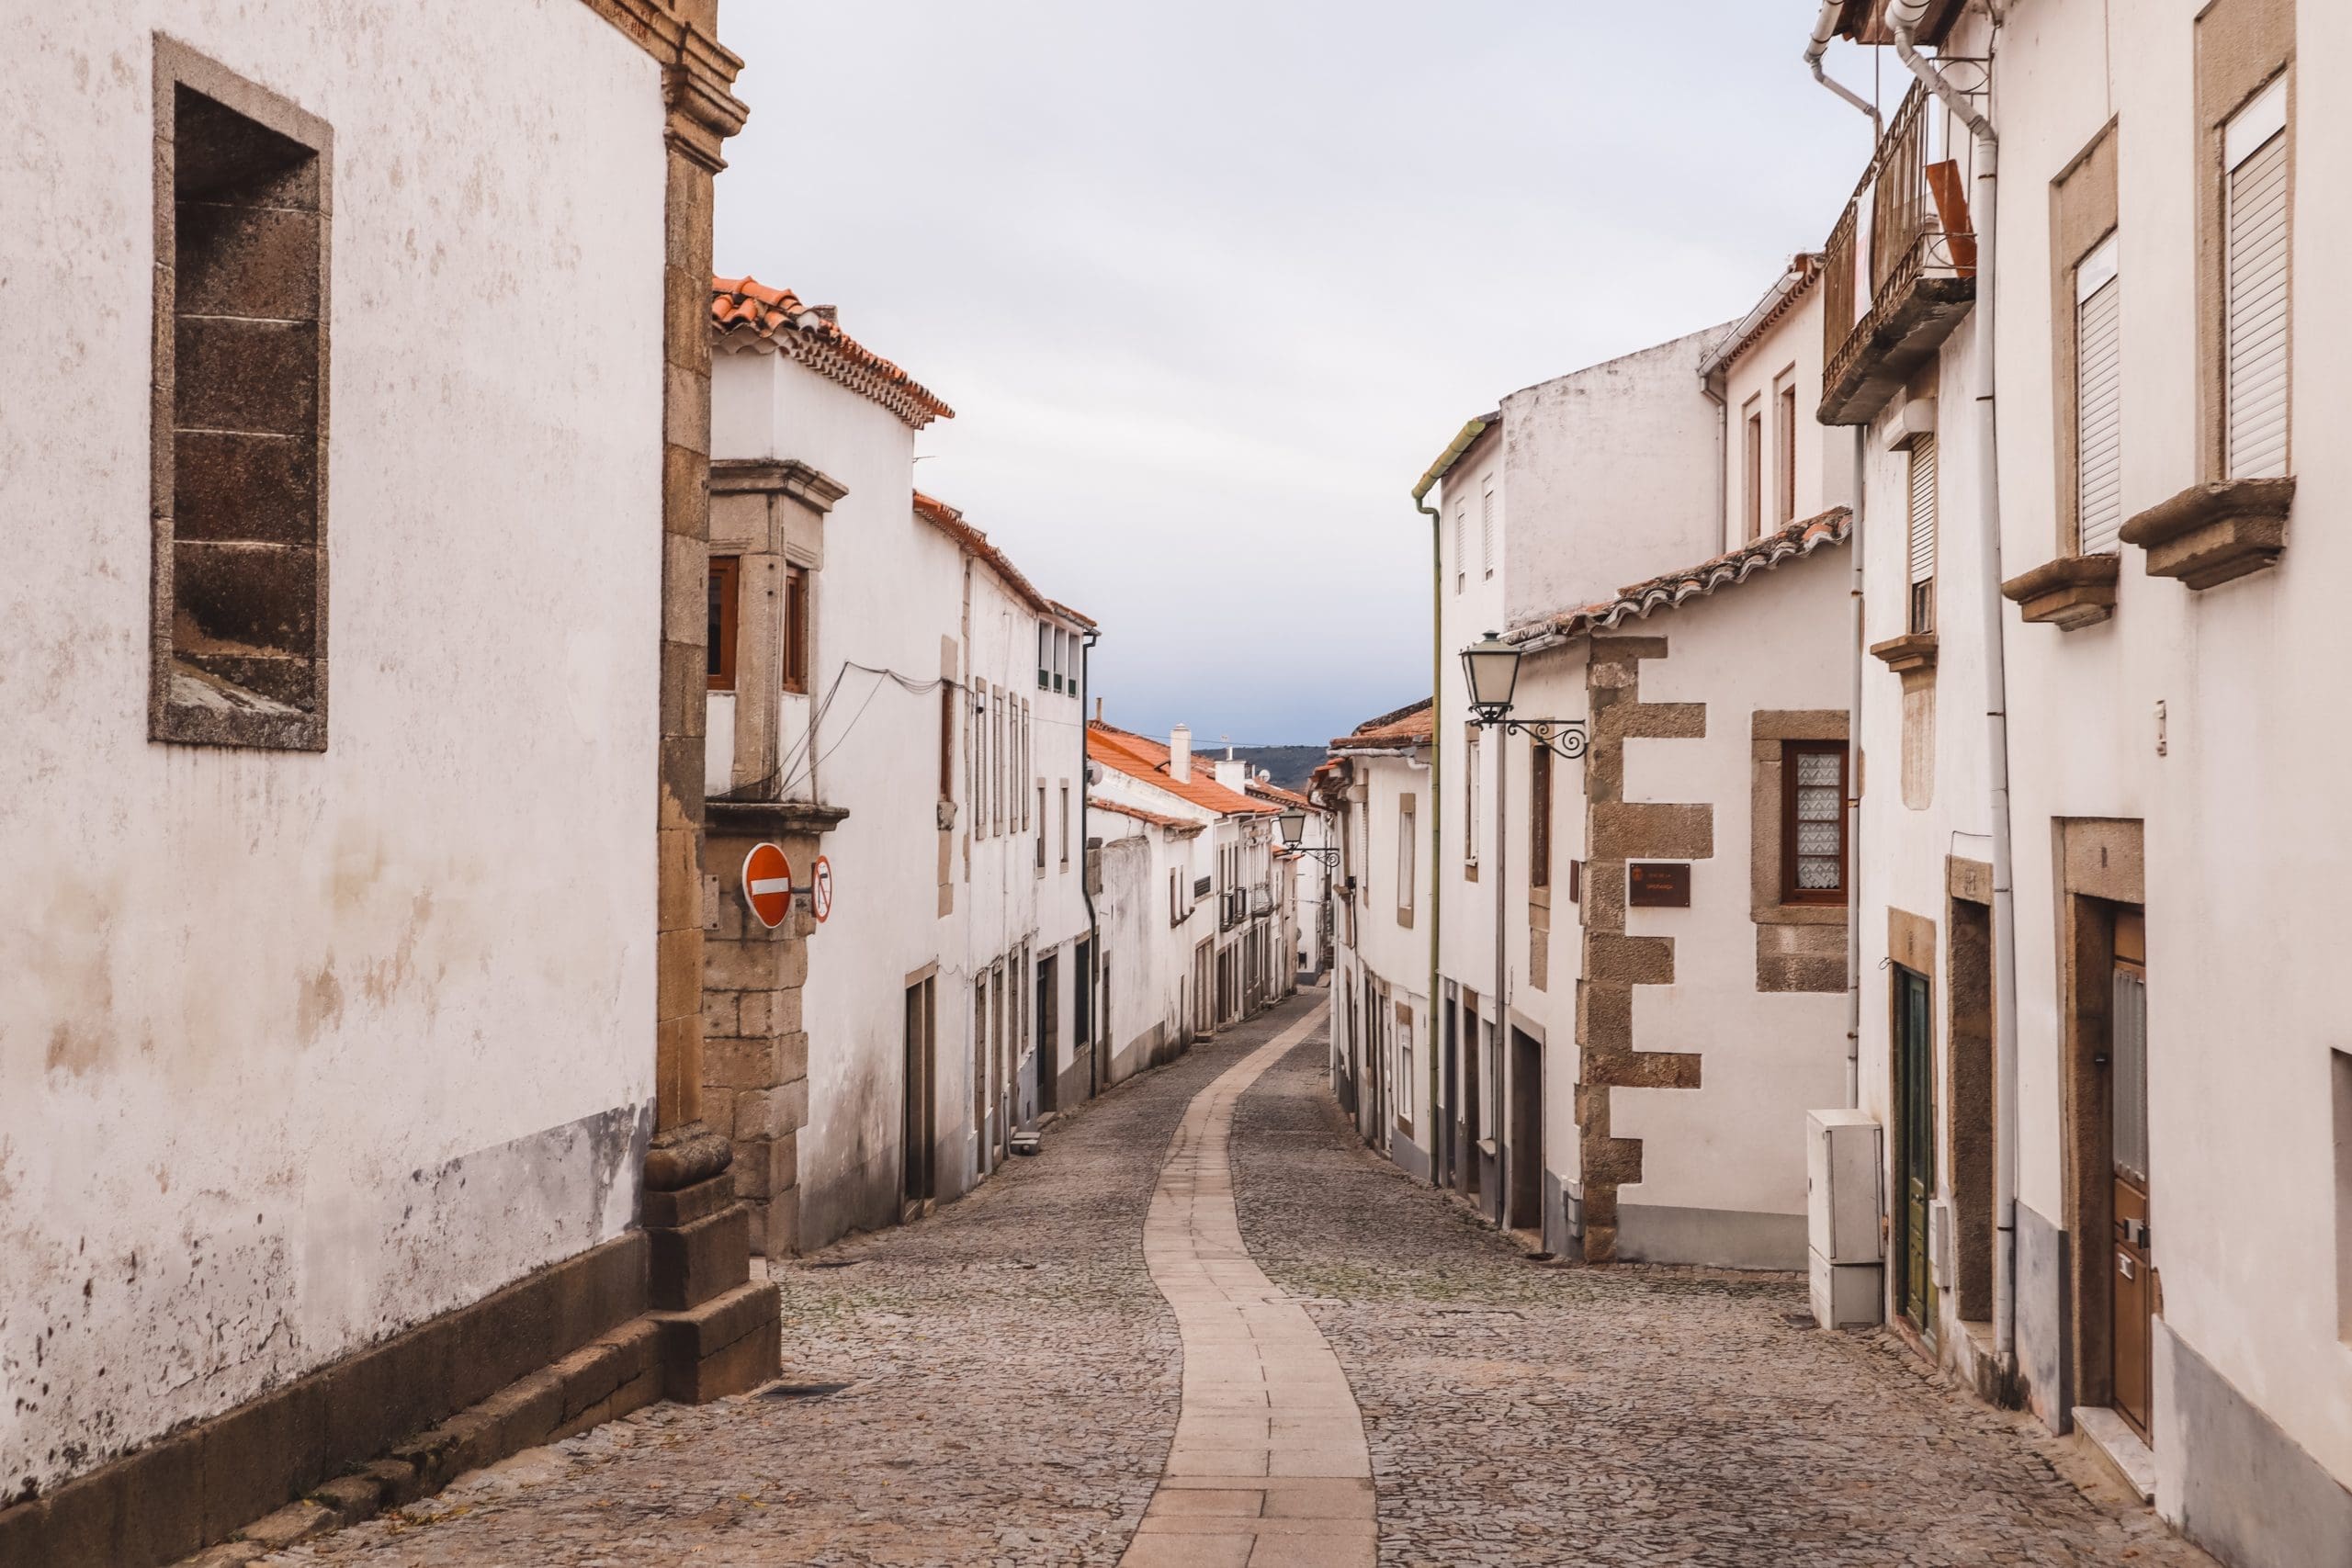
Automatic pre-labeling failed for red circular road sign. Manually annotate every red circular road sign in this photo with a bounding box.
[809,855,834,925]
[741,842,793,930]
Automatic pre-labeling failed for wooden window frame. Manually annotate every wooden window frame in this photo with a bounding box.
[707,555,741,692]
[1742,398,1764,541]
[1780,739,1850,906]
[1776,374,1799,526]
[939,685,956,802]
[780,562,808,694]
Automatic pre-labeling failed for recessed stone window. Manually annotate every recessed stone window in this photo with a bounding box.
[151,40,332,750]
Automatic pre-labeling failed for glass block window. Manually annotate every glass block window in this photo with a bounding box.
[1782,740,1849,904]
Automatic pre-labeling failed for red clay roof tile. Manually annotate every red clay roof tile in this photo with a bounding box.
[1087,721,1276,819]
[711,275,954,428]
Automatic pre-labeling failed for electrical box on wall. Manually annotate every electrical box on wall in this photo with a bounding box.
[1806,1108,1885,1328]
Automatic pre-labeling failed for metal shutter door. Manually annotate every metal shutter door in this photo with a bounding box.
[1907,435,1938,585]
[2077,272,2124,553]
[2226,128,2290,479]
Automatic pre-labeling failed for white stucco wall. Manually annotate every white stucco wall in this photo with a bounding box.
[1990,0,2352,1491]
[1,3,664,1496]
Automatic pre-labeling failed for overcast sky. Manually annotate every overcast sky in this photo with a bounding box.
[715,4,1893,745]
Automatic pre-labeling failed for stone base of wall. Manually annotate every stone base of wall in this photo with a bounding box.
[0,1235,654,1568]
[2156,1323,2352,1568]
[1615,1202,1806,1270]
[0,1168,784,1568]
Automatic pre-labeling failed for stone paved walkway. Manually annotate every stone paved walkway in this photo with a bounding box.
[259,988,2211,1567]
[1122,1001,1374,1568]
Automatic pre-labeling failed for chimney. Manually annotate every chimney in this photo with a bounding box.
[1170,724,1192,784]
[808,303,839,324]
[1095,697,1103,723]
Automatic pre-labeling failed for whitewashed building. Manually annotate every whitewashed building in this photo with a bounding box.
[1318,703,1438,1177]
[706,279,1094,1253]
[1406,265,1858,1264]
[1088,720,1294,1073]
[0,6,763,1563]
[1804,1,2352,1561]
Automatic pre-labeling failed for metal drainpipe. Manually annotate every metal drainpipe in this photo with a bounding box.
[1805,0,1884,141]
[1888,0,2019,1375]
[1413,491,1444,1189]
[1079,628,1102,1102]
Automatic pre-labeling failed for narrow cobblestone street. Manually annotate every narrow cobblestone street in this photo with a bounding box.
[265,990,2209,1567]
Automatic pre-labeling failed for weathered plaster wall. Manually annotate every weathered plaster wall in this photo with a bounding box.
[1993,0,2352,1508]
[1606,555,1852,1258]
[0,3,664,1498]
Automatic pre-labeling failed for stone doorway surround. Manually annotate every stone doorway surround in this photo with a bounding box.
[1121,1001,1377,1568]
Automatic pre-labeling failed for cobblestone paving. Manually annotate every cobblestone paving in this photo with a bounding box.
[1231,1028,2217,1568]
[269,1010,1300,1568]
[264,988,2213,1567]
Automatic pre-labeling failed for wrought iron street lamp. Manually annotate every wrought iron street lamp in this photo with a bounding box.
[1460,631,1587,758]
[1458,631,1586,1235]
[1275,806,1342,869]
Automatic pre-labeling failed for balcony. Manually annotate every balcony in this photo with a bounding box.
[1818,71,1986,425]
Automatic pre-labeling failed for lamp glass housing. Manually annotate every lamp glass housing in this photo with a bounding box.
[1461,632,1521,717]
[1276,807,1306,846]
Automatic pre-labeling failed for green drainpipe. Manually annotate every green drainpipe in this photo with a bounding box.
[1410,413,1489,1184]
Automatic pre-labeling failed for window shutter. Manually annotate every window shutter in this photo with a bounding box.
[2075,236,2124,554]
[2225,80,2290,480]
[1479,485,1495,577]
[1907,435,1938,585]
[1453,505,1465,590]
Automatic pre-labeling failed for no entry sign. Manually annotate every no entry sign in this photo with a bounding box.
[810,855,834,924]
[741,842,793,930]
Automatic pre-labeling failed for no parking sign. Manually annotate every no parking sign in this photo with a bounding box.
[810,855,834,924]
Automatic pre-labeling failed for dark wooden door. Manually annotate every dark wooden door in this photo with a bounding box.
[1463,1004,1482,1198]
[1510,1029,1543,1232]
[1036,955,1058,1114]
[2111,911,2153,1440]
[901,978,934,1213]
[1442,1002,1459,1190]
[1895,966,1936,1341]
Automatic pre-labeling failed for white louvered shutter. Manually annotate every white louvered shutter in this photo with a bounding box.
[1453,505,1466,592]
[1480,484,1495,578]
[1907,435,1938,585]
[2225,77,2290,479]
[2076,235,2124,554]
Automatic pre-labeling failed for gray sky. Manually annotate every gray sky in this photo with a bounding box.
[715,3,1888,744]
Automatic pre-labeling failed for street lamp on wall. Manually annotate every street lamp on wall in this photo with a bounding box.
[1275,806,1342,869]
[1459,631,1588,759]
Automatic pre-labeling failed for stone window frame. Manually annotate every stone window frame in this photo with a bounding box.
[151,36,334,752]
[708,458,837,799]
[2193,0,2295,488]
[1774,367,1800,528]
[1750,710,1849,995]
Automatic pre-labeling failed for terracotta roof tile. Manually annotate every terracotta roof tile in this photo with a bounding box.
[1087,721,1276,819]
[912,492,1091,629]
[1247,780,1314,809]
[1509,508,1851,645]
[711,275,955,429]
[1091,798,1204,834]
[1330,697,1433,750]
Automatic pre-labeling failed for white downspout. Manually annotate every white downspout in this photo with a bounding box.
[1805,0,1884,141]
[1802,3,1883,1119]
[1888,0,2019,1377]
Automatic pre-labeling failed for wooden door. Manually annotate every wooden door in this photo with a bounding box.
[1895,966,1937,1341]
[1463,1003,1482,1198]
[901,978,935,1213]
[1036,955,1058,1113]
[2111,910,2153,1440]
[1442,1002,1459,1190]
[1510,1029,1543,1232]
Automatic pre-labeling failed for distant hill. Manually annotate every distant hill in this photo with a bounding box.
[1227,745,1328,793]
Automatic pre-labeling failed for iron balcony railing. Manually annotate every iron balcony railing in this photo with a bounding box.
[1819,68,1988,422]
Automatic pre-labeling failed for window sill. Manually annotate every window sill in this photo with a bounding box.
[2000,553,2120,629]
[153,664,324,751]
[2119,476,2295,590]
[1867,632,1938,675]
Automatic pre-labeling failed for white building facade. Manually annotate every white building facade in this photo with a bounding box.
[706,282,1094,1254]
